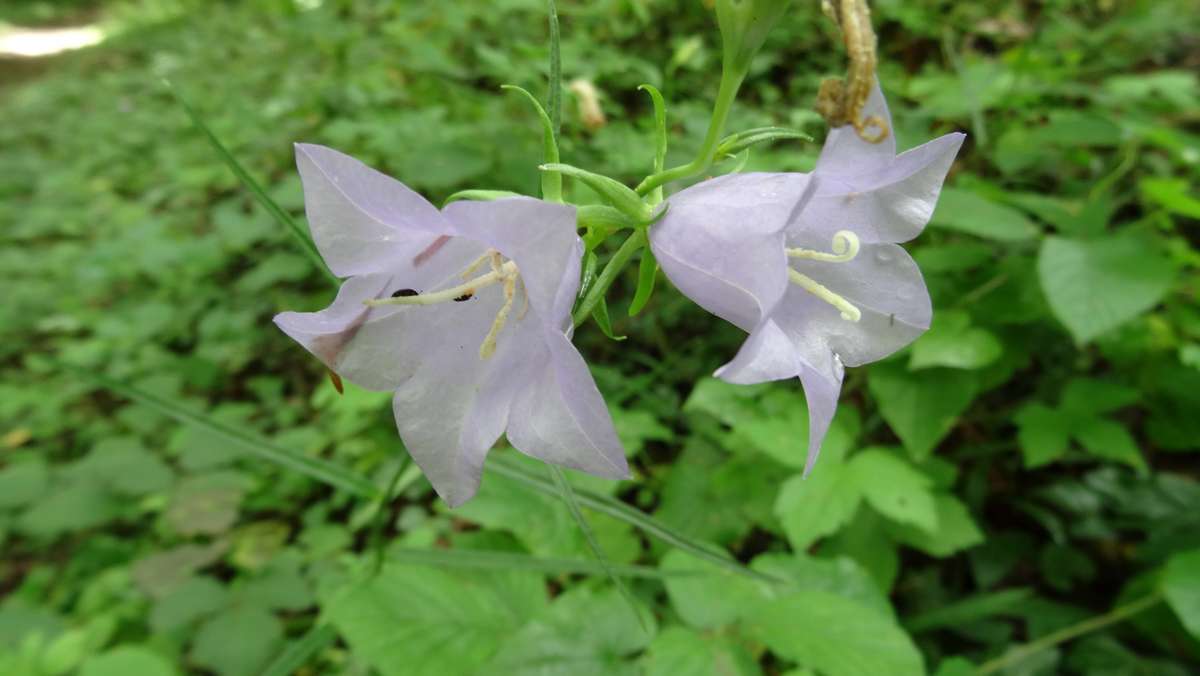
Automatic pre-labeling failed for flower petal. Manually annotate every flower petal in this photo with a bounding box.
[714,318,800,384]
[807,132,965,244]
[506,332,629,481]
[651,172,816,331]
[295,143,451,277]
[784,243,931,367]
[795,358,844,476]
[815,82,897,175]
[442,198,581,329]
[392,299,546,507]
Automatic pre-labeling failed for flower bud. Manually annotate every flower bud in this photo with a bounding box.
[715,0,793,75]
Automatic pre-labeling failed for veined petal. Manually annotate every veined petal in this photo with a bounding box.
[714,318,800,384]
[782,242,931,367]
[272,237,488,391]
[393,295,546,507]
[815,82,897,174]
[295,143,451,277]
[796,359,844,476]
[651,172,816,332]
[506,332,629,481]
[807,132,965,244]
[443,198,581,329]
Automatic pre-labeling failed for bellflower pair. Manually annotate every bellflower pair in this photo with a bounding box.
[650,83,964,472]
[274,144,628,507]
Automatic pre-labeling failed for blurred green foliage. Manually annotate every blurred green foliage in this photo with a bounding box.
[1,0,1199,674]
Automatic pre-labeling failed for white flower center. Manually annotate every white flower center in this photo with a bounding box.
[784,230,862,322]
[363,248,528,360]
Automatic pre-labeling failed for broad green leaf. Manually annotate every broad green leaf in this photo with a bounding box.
[909,310,1002,371]
[149,576,228,633]
[0,459,48,510]
[661,549,759,629]
[326,565,545,676]
[17,481,121,538]
[1060,378,1140,416]
[849,449,939,533]
[1015,404,1072,468]
[747,590,924,676]
[821,510,900,593]
[751,554,893,620]
[165,472,249,536]
[888,495,985,557]
[1163,549,1200,638]
[132,541,228,598]
[489,587,656,674]
[868,363,979,459]
[930,188,1039,241]
[74,437,173,497]
[386,546,685,579]
[644,627,761,676]
[1072,417,1146,470]
[191,606,283,676]
[776,462,861,551]
[1038,233,1176,344]
[1141,177,1200,219]
[79,647,177,676]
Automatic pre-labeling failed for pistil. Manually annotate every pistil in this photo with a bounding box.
[785,230,863,322]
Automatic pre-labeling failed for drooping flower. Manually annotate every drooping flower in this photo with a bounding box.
[274,144,629,506]
[650,83,964,472]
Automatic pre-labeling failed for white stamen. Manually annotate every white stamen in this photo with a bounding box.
[788,268,862,322]
[786,230,860,263]
[364,261,518,307]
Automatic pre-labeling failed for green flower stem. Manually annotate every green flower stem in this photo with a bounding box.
[976,593,1163,675]
[572,229,646,328]
[635,65,745,196]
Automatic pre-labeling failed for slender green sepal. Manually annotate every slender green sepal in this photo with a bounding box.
[67,365,379,498]
[578,204,636,242]
[576,251,599,310]
[715,125,812,156]
[725,148,751,173]
[384,547,698,579]
[547,0,562,136]
[628,246,658,316]
[261,625,338,676]
[592,297,627,341]
[502,84,562,202]
[489,455,785,585]
[443,189,524,205]
[548,466,647,632]
[540,163,652,222]
[572,230,646,328]
[638,83,669,205]
[164,80,337,286]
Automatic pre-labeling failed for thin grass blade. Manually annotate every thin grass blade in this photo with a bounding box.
[261,624,338,676]
[69,366,378,498]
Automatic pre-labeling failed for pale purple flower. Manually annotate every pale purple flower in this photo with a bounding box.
[274,144,628,506]
[650,84,964,472]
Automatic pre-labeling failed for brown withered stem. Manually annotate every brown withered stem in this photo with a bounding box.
[815,0,889,143]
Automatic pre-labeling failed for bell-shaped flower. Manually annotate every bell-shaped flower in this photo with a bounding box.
[274,144,629,506]
[650,83,964,473]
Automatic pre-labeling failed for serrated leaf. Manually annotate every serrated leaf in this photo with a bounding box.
[888,494,985,557]
[849,450,938,533]
[747,590,924,676]
[776,462,861,550]
[1038,233,1176,344]
[1163,549,1200,639]
[644,627,760,676]
[326,565,545,676]
[1072,417,1146,470]
[909,310,1002,371]
[1015,404,1072,468]
[869,363,979,459]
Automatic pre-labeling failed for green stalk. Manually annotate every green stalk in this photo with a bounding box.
[572,230,646,328]
[976,593,1163,675]
[635,66,745,195]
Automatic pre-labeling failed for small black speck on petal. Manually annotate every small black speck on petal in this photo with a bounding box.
[454,293,474,302]
[392,288,420,298]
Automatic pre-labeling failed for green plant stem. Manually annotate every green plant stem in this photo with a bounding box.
[976,593,1163,675]
[370,455,412,574]
[547,0,562,136]
[572,230,646,328]
[636,66,745,195]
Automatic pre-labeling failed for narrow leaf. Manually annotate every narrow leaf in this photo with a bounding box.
[488,455,783,585]
[592,297,627,341]
[443,189,524,205]
[165,80,337,285]
[572,230,645,328]
[540,163,650,221]
[628,246,658,316]
[261,624,337,676]
[548,466,646,631]
[638,83,668,204]
[715,126,812,156]
[68,366,378,498]
[386,547,698,579]
[502,85,562,202]
[547,0,562,136]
